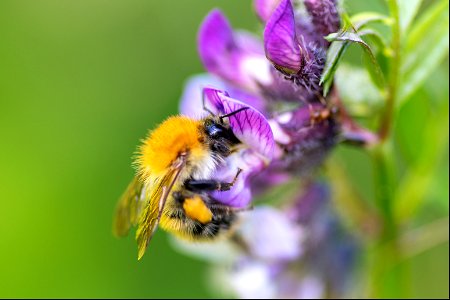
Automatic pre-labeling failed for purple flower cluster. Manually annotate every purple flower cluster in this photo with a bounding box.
[181,0,341,207]
[174,0,358,298]
[173,183,358,298]
[226,183,357,299]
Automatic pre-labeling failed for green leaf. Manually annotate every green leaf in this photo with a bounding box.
[358,29,390,90]
[350,12,392,30]
[399,0,449,105]
[394,99,449,222]
[395,88,430,165]
[320,40,349,96]
[320,12,391,96]
[326,31,386,88]
[358,28,389,51]
[398,0,423,34]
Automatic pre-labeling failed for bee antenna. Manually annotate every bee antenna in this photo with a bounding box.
[219,107,249,124]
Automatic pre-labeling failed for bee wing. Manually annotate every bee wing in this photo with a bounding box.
[135,155,186,260]
[113,176,147,238]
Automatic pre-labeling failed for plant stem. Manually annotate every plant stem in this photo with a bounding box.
[378,0,401,141]
[370,143,405,298]
[370,0,407,297]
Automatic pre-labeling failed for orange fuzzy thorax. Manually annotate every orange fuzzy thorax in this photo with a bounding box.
[138,116,207,179]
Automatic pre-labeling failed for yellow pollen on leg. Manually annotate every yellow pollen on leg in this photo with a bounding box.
[183,196,213,224]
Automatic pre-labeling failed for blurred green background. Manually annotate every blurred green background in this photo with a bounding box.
[0,0,447,298]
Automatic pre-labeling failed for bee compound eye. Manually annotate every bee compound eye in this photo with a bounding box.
[207,124,225,137]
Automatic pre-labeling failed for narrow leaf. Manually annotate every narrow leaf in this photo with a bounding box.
[320,40,349,96]
[326,31,386,87]
[350,12,392,30]
[399,0,449,104]
[358,29,389,51]
[320,12,390,96]
[394,101,449,221]
[398,0,423,34]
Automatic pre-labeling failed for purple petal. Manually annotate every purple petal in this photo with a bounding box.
[212,149,265,208]
[179,74,226,118]
[203,87,275,159]
[226,260,276,299]
[239,206,303,260]
[202,87,227,114]
[225,86,268,116]
[254,0,282,22]
[212,168,253,208]
[198,10,273,92]
[264,0,302,74]
[179,76,269,120]
[198,9,235,79]
[235,31,265,56]
[224,99,275,159]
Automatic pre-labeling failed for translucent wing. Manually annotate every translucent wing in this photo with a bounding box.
[113,176,147,238]
[135,155,186,260]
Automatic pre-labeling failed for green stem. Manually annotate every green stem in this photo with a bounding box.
[370,144,406,298]
[370,0,408,297]
[378,0,401,141]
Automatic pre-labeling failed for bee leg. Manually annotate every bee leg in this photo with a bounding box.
[219,168,242,190]
[185,169,243,192]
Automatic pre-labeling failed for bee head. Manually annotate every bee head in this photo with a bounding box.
[203,118,240,156]
[204,118,239,142]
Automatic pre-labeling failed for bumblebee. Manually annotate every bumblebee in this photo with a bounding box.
[113,107,248,260]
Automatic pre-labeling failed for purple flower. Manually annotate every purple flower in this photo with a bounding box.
[238,206,303,261]
[173,183,359,299]
[264,0,303,75]
[203,87,275,208]
[197,9,311,104]
[247,183,358,298]
[202,87,275,160]
[180,74,340,196]
[211,148,265,208]
[267,104,339,176]
[198,10,273,93]
[263,0,328,95]
[167,1,361,298]
[179,74,226,119]
[179,74,268,117]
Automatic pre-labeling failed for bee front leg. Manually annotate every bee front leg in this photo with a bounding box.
[185,168,243,192]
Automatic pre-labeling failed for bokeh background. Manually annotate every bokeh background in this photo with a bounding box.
[0,0,447,298]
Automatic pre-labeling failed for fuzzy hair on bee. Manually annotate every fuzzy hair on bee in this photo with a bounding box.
[113,112,247,260]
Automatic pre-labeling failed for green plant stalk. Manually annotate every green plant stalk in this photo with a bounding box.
[371,144,407,298]
[370,0,408,297]
[378,0,401,141]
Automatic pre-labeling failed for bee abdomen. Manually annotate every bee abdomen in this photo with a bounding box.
[190,212,236,238]
[164,207,236,240]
